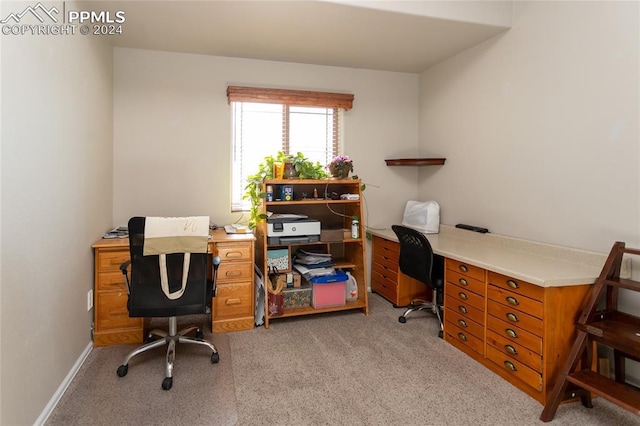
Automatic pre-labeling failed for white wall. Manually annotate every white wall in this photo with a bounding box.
[113,48,420,231]
[0,16,114,426]
[419,1,639,381]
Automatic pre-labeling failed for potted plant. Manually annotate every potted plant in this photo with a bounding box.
[244,152,328,228]
[327,155,354,178]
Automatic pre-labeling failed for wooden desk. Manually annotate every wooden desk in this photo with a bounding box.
[92,229,255,347]
[369,226,617,405]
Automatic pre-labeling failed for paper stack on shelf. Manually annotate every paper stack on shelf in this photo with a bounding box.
[293,250,335,279]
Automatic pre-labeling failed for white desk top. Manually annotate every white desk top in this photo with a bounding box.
[368,225,626,288]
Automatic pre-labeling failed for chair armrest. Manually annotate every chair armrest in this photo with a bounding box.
[211,256,221,297]
[120,260,131,293]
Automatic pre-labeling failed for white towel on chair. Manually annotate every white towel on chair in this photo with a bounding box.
[143,216,209,300]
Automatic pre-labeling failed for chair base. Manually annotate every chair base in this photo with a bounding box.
[116,316,219,390]
[398,288,444,337]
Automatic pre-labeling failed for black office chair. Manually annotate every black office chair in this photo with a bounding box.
[392,224,444,337]
[116,216,221,390]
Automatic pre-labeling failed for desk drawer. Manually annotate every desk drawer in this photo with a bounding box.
[446,259,485,282]
[216,243,252,262]
[487,315,543,355]
[486,345,542,392]
[486,329,543,373]
[214,281,253,319]
[445,283,485,312]
[446,322,484,357]
[97,271,127,292]
[445,308,483,339]
[97,251,130,272]
[218,261,252,283]
[96,292,140,330]
[487,299,543,337]
[488,285,543,319]
[488,271,543,302]
[446,270,485,297]
[444,299,484,326]
[373,236,399,256]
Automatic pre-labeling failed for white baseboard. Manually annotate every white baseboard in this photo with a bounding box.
[33,342,93,426]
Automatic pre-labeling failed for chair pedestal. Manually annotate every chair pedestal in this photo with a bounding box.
[116,317,219,390]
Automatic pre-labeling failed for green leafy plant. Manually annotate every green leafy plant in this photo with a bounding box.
[244,152,329,228]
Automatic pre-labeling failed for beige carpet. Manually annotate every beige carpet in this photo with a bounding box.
[46,316,237,426]
[46,294,639,425]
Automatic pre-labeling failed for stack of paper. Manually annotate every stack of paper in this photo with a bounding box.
[293,250,335,279]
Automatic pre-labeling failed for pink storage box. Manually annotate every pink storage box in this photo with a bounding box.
[312,281,346,308]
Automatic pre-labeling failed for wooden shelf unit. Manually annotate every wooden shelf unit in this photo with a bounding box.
[541,241,640,421]
[255,178,369,328]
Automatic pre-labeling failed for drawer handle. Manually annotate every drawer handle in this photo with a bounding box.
[225,298,242,305]
[506,279,519,289]
[506,312,519,322]
[458,305,468,314]
[225,271,243,278]
[504,360,517,371]
[506,296,519,306]
[459,278,468,286]
[457,319,468,328]
[224,251,243,258]
[505,328,518,338]
[457,332,468,342]
[458,292,468,301]
[505,344,518,355]
[459,264,468,273]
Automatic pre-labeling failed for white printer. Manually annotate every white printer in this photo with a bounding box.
[267,214,321,244]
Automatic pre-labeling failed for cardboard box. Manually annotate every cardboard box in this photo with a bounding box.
[321,228,343,242]
[271,272,301,289]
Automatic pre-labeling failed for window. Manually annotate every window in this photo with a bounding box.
[227,86,354,211]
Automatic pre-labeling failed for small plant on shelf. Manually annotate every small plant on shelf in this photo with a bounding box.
[327,155,354,178]
[244,152,328,228]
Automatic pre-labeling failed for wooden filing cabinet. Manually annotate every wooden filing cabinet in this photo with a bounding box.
[93,244,144,347]
[212,240,255,333]
[444,259,486,357]
[443,262,591,404]
[92,230,255,347]
[370,235,428,307]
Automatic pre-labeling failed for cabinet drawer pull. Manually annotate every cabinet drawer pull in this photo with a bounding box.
[225,298,242,305]
[506,312,519,322]
[505,328,518,338]
[457,332,468,342]
[504,360,517,371]
[457,319,468,328]
[506,296,519,306]
[505,344,518,355]
[506,279,519,289]
[459,278,468,286]
[459,264,468,273]
[225,270,243,278]
[458,305,468,314]
[458,292,468,301]
[224,251,243,258]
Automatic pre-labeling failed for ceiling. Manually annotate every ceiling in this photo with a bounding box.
[87,0,511,73]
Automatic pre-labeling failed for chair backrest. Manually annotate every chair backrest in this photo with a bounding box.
[126,216,209,318]
[391,224,442,290]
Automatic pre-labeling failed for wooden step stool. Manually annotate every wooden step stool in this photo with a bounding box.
[540,241,640,421]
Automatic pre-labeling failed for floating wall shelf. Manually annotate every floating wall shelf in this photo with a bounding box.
[384,158,446,166]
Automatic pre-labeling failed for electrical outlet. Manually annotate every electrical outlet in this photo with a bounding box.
[87,289,93,311]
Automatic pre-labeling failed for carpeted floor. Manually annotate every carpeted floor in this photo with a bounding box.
[46,293,639,425]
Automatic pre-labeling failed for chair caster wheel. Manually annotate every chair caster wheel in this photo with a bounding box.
[211,352,220,364]
[196,330,204,339]
[116,364,128,377]
[398,316,407,323]
[162,377,173,390]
